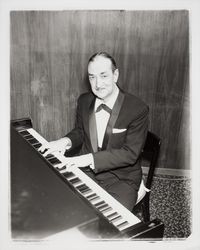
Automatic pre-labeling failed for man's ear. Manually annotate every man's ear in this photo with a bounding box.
[113,69,119,83]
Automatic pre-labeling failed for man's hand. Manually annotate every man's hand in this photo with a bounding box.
[38,137,72,156]
[57,154,94,173]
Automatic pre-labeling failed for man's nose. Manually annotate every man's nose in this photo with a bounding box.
[95,77,102,89]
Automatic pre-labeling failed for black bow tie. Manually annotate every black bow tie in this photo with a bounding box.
[96,103,112,114]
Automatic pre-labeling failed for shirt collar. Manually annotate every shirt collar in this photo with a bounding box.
[95,86,119,112]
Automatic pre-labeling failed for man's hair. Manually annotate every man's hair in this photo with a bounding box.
[88,52,117,72]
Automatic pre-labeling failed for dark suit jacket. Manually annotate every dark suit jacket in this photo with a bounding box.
[66,89,149,191]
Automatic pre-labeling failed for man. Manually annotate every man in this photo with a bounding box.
[39,52,149,211]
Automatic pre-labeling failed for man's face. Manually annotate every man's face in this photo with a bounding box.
[88,56,119,101]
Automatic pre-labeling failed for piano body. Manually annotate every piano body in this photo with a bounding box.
[10,118,164,240]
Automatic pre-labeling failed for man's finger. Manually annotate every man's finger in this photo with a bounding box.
[43,148,56,157]
[59,165,70,174]
[55,162,67,170]
[54,159,71,170]
[59,163,77,174]
[55,163,67,171]
[38,143,50,152]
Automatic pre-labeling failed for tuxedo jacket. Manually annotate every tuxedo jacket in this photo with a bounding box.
[66,89,149,191]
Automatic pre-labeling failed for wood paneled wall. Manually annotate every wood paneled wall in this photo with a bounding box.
[10,10,189,170]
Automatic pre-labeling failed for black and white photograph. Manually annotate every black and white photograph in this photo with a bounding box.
[0,0,200,250]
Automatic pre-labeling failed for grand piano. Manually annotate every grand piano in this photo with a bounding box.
[10,118,164,240]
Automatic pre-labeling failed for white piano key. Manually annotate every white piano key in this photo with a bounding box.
[88,196,101,203]
[113,219,127,228]
[101,207,113,215]
[27,128,48,145]
[102,206,113,216]
[115,221,130,231]
[81,189,93,196]
[106,212,118,220]
[72,180,83,187]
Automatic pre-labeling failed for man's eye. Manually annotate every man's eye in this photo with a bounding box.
[89,76,95,80]
[102,75,107,78]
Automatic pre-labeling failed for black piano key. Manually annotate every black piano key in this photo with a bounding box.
[110,215,122,223]
[56,166,66,171]
[116,221,129,229]
[33,143,42,149]
[19,130,30,136]
[45,154,55,159]
[63,172,75,179]
[48,157,61,165]
[47,157,59,163]
[69,177,81,184]
[80,187,91,194]
[27,138,39,145]
[38,148,47,154]
[86,193,97,200]
[81,188,92,195]
[98,204,110,211]
[94,201,105,207]
[78,187,89,193]
[107,212,118,219]
[101,206,113,213]
[76,184,89,192]
[24,134,34,140]
[75,184,85,189]
[89,195,100,202]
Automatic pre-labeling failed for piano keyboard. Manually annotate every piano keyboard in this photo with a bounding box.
[18,127,141,232]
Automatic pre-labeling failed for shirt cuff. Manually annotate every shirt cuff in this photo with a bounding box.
[88,153,95,170]
[64,137,72,150]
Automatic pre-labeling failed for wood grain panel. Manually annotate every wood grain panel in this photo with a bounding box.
[10,10,189,169]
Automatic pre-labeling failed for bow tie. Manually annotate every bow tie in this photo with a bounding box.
[96,103,112,114]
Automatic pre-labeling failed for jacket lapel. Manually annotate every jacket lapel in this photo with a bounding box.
[101,90,125,150]
[89,97,98,153]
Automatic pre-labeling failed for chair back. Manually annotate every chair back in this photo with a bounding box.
[141,131,161,190]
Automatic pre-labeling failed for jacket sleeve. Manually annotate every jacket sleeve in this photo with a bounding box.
[92,105,149,173]
[65,96,84,150]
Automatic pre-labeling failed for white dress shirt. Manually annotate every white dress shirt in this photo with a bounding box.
[94,88,119,148]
